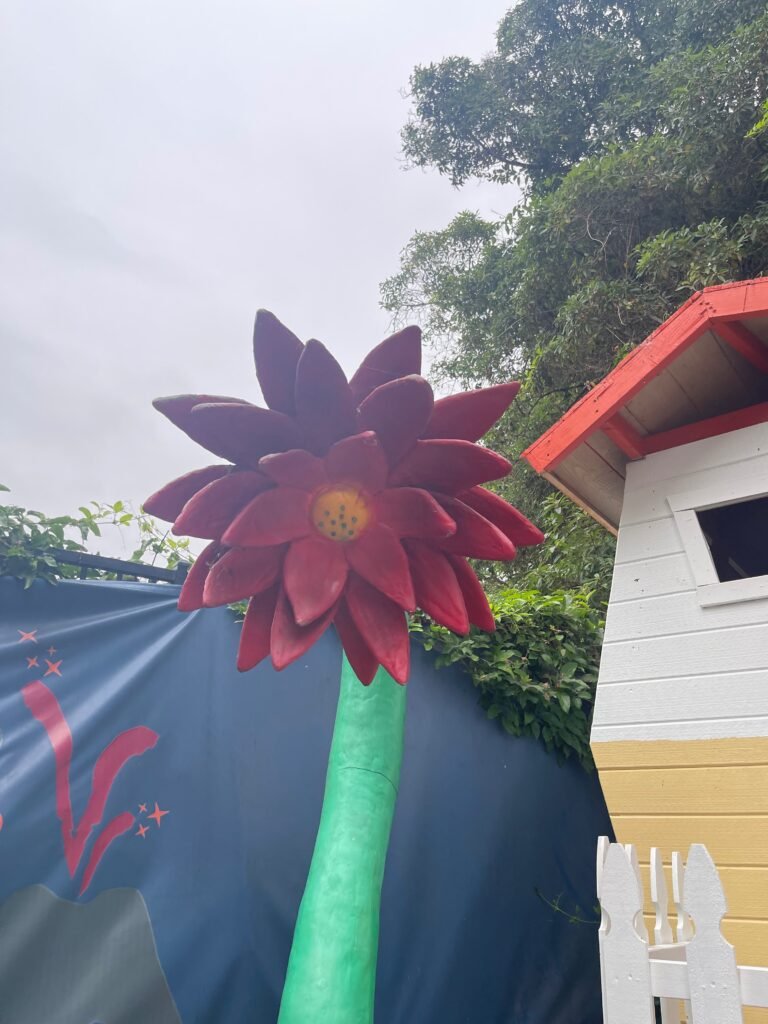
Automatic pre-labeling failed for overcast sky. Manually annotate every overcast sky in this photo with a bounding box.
[1,0,516,550]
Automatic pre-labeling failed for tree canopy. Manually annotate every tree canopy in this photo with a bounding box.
[402,0,767,189]
[385,0,768,593]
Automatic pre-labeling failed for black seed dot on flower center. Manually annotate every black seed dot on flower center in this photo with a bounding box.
[324,510,330,516]
[331,519,336,525]
[351,516,358,524]
[331,531,337,537]
[340,505,345,511]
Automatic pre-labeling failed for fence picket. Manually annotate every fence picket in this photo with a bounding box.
[671,851,694,1022]
[597,836,610,1024]
[597,840,768,1020]
[626,843,651,941]
[600,843,656,1023]
[651,848,673,945]
[671,851,694,943]
[683,844,744,1024]
[651,849,681,1023]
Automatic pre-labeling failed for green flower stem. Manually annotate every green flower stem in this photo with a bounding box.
[277,655,407,1024]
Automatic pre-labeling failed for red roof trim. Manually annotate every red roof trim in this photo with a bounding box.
[715,321,768,375]
[522,279,768,473]
[602,415,647,460]
[641,401,768,455]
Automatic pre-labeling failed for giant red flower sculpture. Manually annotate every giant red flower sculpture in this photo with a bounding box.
[145,312,543,684]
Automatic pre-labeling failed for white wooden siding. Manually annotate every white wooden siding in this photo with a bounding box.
[610,554,695,602]
[605,590,768,640]
[593,422,768,743]
[626,422,768,488]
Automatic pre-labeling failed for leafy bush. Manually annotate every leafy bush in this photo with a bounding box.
[0,500,191,587]
[411,589,604,768]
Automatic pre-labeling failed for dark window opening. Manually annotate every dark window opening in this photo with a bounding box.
[696,495,768,583]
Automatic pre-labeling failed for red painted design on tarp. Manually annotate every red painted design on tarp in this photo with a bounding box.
[79,812,135,895]
[22,680,158,889]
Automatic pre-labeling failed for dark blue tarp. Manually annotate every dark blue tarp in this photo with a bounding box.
[0,576,610,1023]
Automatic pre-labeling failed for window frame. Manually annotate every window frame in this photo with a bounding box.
[668,473,768,608]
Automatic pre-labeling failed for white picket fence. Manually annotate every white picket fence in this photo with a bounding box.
[597,837,768,1023]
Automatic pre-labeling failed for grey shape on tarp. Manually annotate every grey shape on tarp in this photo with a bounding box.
[0,885,181,1024]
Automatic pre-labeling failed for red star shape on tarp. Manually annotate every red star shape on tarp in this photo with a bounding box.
[136,824,150,839]
[17,630,37,643]
[148,802,169,827]
[44,660,62,677]
[26,656,39,669]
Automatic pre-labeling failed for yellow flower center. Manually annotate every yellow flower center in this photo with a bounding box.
[311,487,370,542]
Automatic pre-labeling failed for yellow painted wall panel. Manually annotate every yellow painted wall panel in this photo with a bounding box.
[610,814,768,866]
[637,864,768,918]
[598,735,768,999]
[722,919,768,964]
[599,764,768,813]
[593,736,768,769]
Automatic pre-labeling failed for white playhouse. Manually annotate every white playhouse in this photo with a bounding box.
[523,278,768,1017]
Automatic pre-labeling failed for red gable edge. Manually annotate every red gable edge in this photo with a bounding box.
[521,278,768,474]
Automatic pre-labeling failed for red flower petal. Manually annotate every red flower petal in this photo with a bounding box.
[223,488,311,547]
[259,449,328,491]
[284,536,348,625]
[253,309,304,415]
[178,541,221,612]
[460,486,545,546]
[446,555,495,632]
[349,325,422,402]
[374,487,456,540]
[333,600,379,685]
[324,432,388,492]
[433,495,517,560]
[422,383,520,442]
[153,393,246,436]
[188,403,303,468]
[403,541,469,635]
[173,471,272,540]
[294,340,357,454]
[388,440,512,493]
[143,465,229,522]
[346,574,410,684]
[358,375,434,463]
[271,587,337,671]
[203,546,283,606]
[346,523,415,610]
[237,585,279,671]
